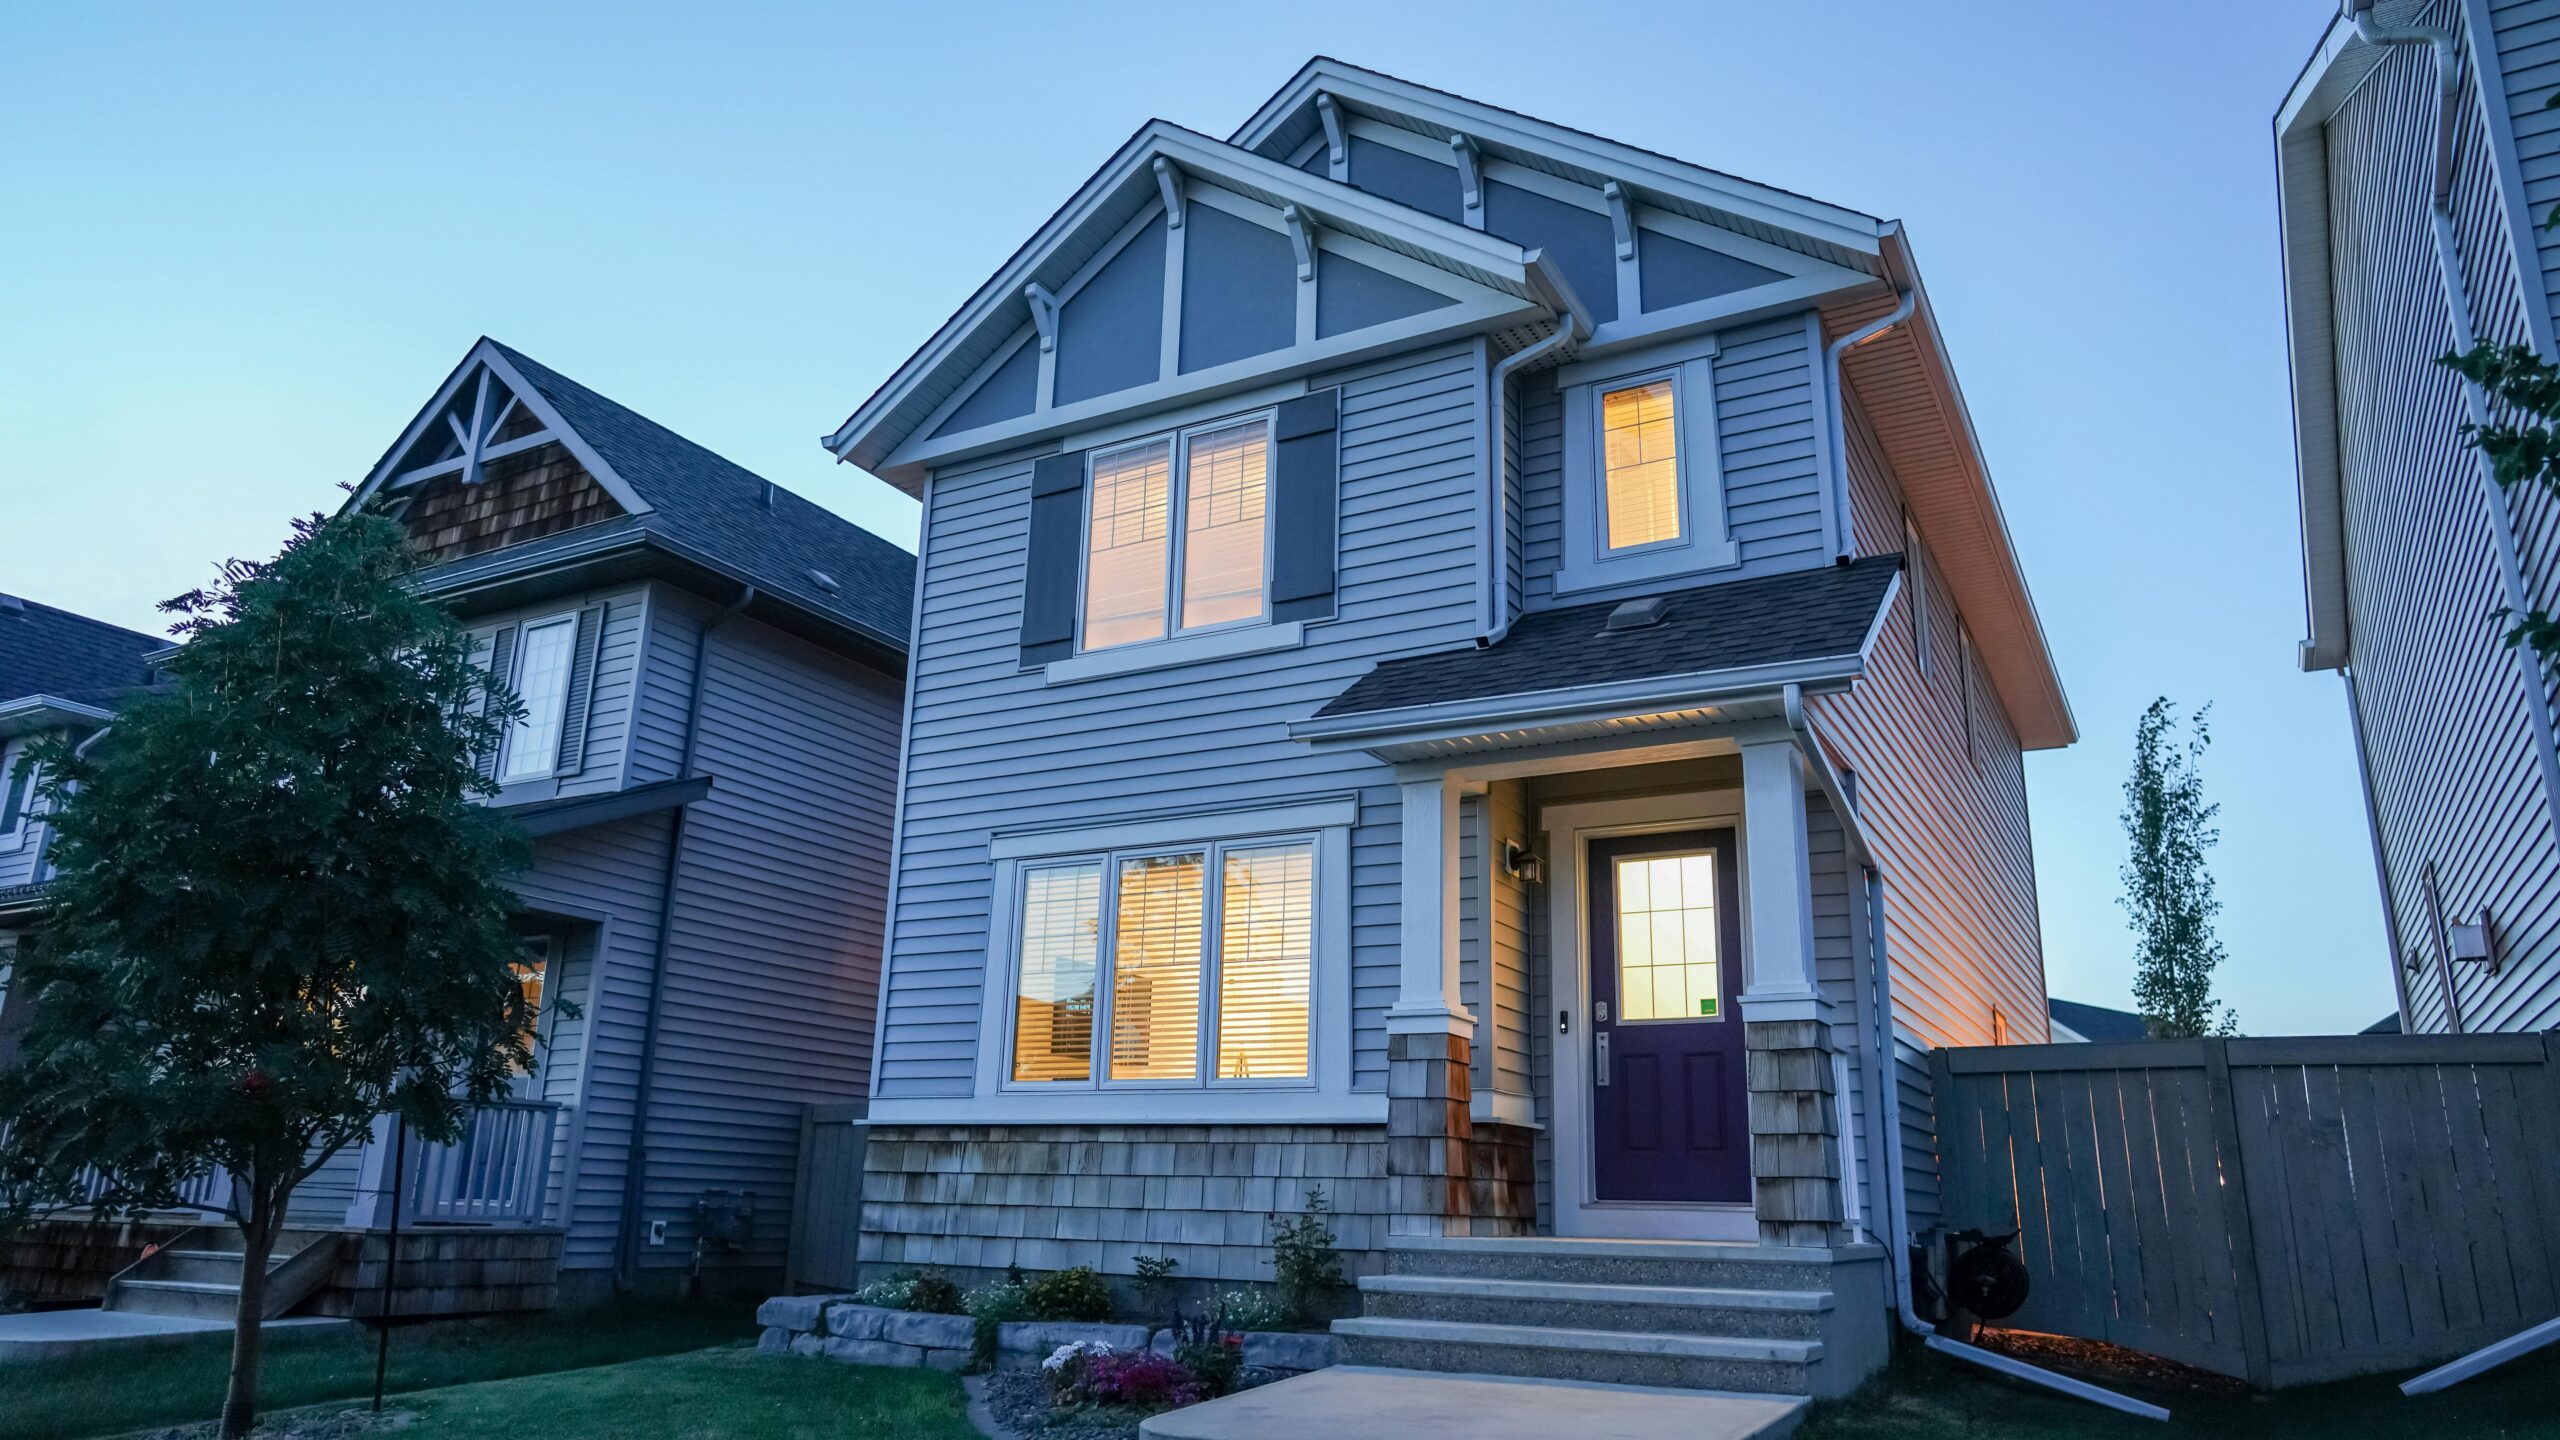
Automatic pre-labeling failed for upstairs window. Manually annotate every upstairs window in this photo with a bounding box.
[1601,378,1683,551]
[1555,344,1737,595]
[0,740,39,849]
[1080,415,1271,651]
[498,614,580,783]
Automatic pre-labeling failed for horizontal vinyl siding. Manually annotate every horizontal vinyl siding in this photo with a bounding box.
[1517,314,1827,611]
[2333,15,2560,1034]
[1812,392,2044,1235]
[877,341,1487,1098]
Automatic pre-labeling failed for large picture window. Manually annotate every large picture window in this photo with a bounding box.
[1080,414,1271,652]
[1007,834,1316,1088]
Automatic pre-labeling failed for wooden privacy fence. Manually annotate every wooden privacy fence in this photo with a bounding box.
[785,1103,870,1294]
[1932,1034,2560,1388]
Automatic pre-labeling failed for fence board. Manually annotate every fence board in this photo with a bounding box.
[784,1103,869,1295]
[1933,1034,2556,1388]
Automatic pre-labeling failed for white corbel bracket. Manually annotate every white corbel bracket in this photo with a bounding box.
[1282,205,1317,282]
[1449,133,1483,221]
[1315,93,1349,182]
[1024,281,1060,353]
[1604,180,1635,261]
[1152,157,1185,229]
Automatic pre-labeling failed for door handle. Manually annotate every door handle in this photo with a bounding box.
[1594,1031,1610,1085]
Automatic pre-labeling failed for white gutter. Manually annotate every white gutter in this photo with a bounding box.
[1821,290,1914,563]
[1781,685,2170,1422]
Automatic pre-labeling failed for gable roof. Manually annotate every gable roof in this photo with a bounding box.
[0,595,164,707]
[356,340,914,660]
[822,118,1582,489]
[2048,997,2150,1044]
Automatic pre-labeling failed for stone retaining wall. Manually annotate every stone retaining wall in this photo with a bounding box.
[754,1297,1339,1376]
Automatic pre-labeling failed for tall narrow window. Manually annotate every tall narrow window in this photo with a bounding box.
[0,743,36,843]
[1215,841,1314,1080]
[1109,853,1205,1080]
[1180,421,1270,630]
[1601,379,1682,550]
[1012,862,1103,1083]
[1082,439,1174,649]
[509,937,551,1077]
[1613,851,1722,1021]
[499,616,578,782]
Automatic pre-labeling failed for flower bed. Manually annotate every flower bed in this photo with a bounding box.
[752,1299,1337,1379]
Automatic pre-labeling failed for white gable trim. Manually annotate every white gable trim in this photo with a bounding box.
[351,340,652,518]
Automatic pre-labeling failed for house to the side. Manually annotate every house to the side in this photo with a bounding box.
[8,340,914,1315]
[2278,1,2560,1034]
[827,58,2071,1396]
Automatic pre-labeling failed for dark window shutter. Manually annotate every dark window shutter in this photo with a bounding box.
[0,750,28,834]
[1019,450,1089,668]
[478,625,518,784]
[553,604,607,778]
[1270,389,1341,622]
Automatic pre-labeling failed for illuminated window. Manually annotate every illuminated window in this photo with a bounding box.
[1081,415,1271,651]
[509,938,551,1076]
[498,614,578,782]
[1613,851,1723,1022]
[1008,835,1316,1087]
[1600,379,1682,551]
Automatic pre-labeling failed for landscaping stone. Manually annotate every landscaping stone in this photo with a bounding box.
[823,1336,923,1367]
[787,1332,826,1358]
[881,1309,976,1350]
[1242,1331,1337,1372]
[756,1326,790,1355]
[823,1302,893,1341]
[999,1320,1154,1356]
[754,1294,840,1332]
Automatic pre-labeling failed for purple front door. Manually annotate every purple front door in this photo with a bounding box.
[1589,829,1749,1204]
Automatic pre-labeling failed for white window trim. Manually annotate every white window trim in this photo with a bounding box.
[0,742,41,853]
[1554,337,1739,597]
[1073,410,1281,659]
[970,801,1357,1123]
[494,609,581,788]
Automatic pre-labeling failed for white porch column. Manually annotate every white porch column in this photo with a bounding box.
[1385,773,1474,1037]
[1739,737,1821,1020]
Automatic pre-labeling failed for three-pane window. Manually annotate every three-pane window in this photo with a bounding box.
[1009,836,1315,1086]
[1080,415,1271,651]
[1600,378,1683,551]
[497,614,578,783]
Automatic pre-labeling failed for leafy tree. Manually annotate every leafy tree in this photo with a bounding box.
[0,507,533,1438]
[2119,699,2238,1039]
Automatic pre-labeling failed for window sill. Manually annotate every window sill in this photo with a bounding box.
[1044,621,1303,684]
[1552,540,1740,600]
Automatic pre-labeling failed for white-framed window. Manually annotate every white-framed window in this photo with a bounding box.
[1079,413,1273,652]
[497,612,580,784]
[0,740,42,851]
[1006,834,1317,1088]
[1554,340,1737,595]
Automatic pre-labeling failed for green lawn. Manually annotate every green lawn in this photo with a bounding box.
[0,1297,756,1440]
[1801,1338,2560,1439]
[397,1347,975,1440]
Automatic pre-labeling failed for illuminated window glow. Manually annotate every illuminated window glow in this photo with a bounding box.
[1613,851,1722,1021]
[1601,379,1682,551]
[1080,416,1271,651]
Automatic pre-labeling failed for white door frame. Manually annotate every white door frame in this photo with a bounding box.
[1541,789,1759,1240]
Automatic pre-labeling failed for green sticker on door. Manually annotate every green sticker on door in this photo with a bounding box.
[1700,997,1718,1017]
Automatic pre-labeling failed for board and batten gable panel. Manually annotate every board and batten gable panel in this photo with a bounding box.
[2327,23,2560,1035]
[1515,314,1827,613]
[1810,386,2045,1235]
[624,598,900,1277]
[877,341,1489,1097]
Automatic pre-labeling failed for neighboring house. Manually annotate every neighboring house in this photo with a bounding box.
[2046,997,2148,1044]
[827,58,2071,1395]
[2279,1,2560,1035]
[0,594,167,1068]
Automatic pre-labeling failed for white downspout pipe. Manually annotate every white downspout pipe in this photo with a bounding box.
[1781,686,2171,1422]
[1821,290,1913,563]
[1479,313,1585,648]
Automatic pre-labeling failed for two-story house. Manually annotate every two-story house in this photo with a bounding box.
[827,60,2071,1397]
[11,340,915,1318]
[2278,1,2560,1035]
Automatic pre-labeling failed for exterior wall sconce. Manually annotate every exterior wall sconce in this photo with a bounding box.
[1502,839,1543,885]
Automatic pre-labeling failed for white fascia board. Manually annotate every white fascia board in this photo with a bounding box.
[349,341,495,505]
[1287,654,1867,751]
[0,696,118,737]
[2276,15,2367,673]
[823,120,1543,482]
[1230,60,1886,262]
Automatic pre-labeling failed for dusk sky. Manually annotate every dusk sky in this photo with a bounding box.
[1,1,2379,1033]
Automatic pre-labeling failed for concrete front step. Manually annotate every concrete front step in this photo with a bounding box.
[150,1250,258,1286]
[1357,1273,1833,1341]
[105,1279,244,1321]
[1332,1317,1822,1396]
[1381,1236,1868,1292]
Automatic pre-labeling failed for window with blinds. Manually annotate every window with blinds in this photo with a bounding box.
[1600,378,1682,551]
[499,613,579,782]
[1007,835,1316,1088]
[1079,414,1272,651]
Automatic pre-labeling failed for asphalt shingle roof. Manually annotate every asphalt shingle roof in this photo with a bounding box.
[0,595,165,705]
[1314,554,1900,720]
[483,342,914,653]
[2049,998,2150,1043]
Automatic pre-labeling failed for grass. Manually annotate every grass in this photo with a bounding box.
[1800,1334,2560,1438]
[0,1296,757,1440]
[394,1347,976,1440]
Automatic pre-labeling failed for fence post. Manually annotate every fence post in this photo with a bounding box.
[2201,1038,2275,1389]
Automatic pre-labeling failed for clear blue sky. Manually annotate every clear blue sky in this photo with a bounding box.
[0,2,2384,1033]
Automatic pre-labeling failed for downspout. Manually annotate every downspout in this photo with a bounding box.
[1479,306,1587,648]
[614,583,755,1290]
[2348,0,2560,888]
[1782,686,2170,1422]
[1822,290,1914,563]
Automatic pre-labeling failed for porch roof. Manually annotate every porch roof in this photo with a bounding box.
[1312,555,1901,724]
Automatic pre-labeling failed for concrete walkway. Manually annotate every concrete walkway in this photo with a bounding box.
[1138,1366,1806,1440]
[0,1307,352,1362]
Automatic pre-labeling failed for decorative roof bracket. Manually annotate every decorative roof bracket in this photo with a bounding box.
[1315,93,1348,181]
[1448,133,1483,220]
[1282,205,1317,282]
[1152,157,1185,229]
[1024,281,1060,353]
[1604,181,1635,261]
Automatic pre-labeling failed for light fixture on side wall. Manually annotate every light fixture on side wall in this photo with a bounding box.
[1502,839,1543,886]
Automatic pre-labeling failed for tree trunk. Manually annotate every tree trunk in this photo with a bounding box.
[220,1179,283,1440]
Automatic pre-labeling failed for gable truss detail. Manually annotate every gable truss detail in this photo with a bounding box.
[353,342,653,518]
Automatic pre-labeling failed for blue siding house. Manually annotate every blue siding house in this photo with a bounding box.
[827,59,2072,1396]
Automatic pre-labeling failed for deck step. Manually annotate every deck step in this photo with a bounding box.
[1357,1273,1833,1340]
[105,1228,346,1322]
[1332,1316,1823,1395]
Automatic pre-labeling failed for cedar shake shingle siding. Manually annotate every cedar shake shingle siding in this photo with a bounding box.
[404,442,623,564]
